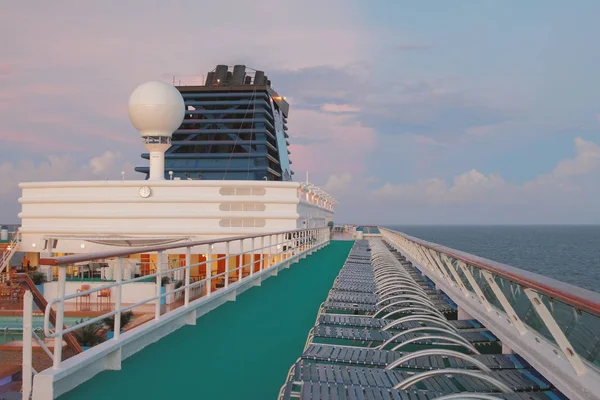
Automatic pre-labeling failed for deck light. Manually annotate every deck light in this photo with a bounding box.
[80,243,85,249]
[32,243,36,248]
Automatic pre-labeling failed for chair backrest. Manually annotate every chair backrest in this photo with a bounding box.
[81,284,91,291]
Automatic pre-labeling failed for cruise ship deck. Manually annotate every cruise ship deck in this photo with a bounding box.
[7,227,599,400]
[58,241,354,400]
[280,239,565,399]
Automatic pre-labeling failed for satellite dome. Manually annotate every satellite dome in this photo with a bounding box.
[128,81,185,137]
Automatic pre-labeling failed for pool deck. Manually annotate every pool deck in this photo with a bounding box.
[57,241,354,399]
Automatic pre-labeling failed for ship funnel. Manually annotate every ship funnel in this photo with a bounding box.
[205,72,215,86]
[232,65,246,85]
[214,65,228,83]
[254,70,265,85]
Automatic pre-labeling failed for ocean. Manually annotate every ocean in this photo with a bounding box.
[385,225,600,293]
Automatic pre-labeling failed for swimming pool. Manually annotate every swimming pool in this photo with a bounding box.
[0,315,83,330]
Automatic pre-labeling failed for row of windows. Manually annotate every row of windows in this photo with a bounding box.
[219,187,266,196]
[219,203,266,212]
[219,218,266,228]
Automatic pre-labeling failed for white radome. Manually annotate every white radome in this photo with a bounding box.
[128,81,185,137]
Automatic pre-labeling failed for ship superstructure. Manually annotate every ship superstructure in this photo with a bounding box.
[135,65,293,181]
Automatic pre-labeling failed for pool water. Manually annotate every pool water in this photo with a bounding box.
[0,315,83,330]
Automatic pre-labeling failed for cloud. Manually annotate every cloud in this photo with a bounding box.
[273,66,517,144]
[0,63,11,77]
[288,108,376,179]
[369,137,600,213]
[322,173,354,195]
[0,152,135,222]
[551,137,600,178]
[321,104,361,113]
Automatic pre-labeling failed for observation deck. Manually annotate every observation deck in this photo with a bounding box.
[11,228,600,399]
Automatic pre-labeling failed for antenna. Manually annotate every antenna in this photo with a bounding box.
[128,81,185,181]
[121,171,125,181]
[306,171,309,183]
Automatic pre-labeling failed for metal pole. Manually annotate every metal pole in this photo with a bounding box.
[155,251,163,320]
[239,239,244,281]
[53,267,66,368]
[184,247,191,306]
[260,236,265,271]
[268,235,272,267]
[225,242,229,288]
[250,237,255,276]
[206,244,212,296]
[114,257,122,339]
[22,290,33,399]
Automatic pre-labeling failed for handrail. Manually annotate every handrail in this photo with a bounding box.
[381,227,600,316]
[16,273,83,354]
[36,226,327,375]
[40,228,311,266]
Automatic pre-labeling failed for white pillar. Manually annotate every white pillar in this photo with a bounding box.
[184,247,191,306]
[148,151,165,180]
[53,267,66,368]
[114,257,122,339]
[23,291,33,399]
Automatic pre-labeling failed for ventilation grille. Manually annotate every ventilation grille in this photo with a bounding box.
[219,218,267,228]
[219,203,266,212]
[219,187,266,196]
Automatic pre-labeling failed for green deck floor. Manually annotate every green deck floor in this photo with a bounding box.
[60,241,354,400]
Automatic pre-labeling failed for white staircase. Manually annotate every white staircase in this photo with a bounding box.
[0,229,20,276]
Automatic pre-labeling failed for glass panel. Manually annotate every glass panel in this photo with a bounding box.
[450,259,474,292]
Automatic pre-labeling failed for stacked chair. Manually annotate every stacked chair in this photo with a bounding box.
[279,239,566,400]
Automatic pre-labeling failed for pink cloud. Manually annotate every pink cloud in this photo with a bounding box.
[0,130,84,152]
[320,103,360,113]
[289,109,377,177]
[0,63,11,77]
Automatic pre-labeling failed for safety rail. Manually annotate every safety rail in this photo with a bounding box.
[32,227,329,399]
[380,227,600,400]
[0,228,20,276]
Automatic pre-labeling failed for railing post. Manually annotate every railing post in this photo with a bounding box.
[250,237,255,276]
[524,288,587,375]
[114,257,123,339]
[22,290,33,399]
[481,270,527,335]
[225,241,229,288]
[155,251,163,320]
[206,244,212,296]
[278,234,283,262]
[53,266,66,368]
[239,239,244,281]
[260,236,265,271]
[268,235,272,267]
[184,246,191,306]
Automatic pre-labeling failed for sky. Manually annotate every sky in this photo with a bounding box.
[1,1,600,224]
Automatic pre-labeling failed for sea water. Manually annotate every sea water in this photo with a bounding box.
[386,225,600,293]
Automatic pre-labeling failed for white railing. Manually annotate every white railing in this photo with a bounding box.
[32,227,330,399]
[0,228,20,276]
[380,227,600,400]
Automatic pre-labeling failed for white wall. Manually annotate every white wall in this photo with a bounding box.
[18,179,335,255]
